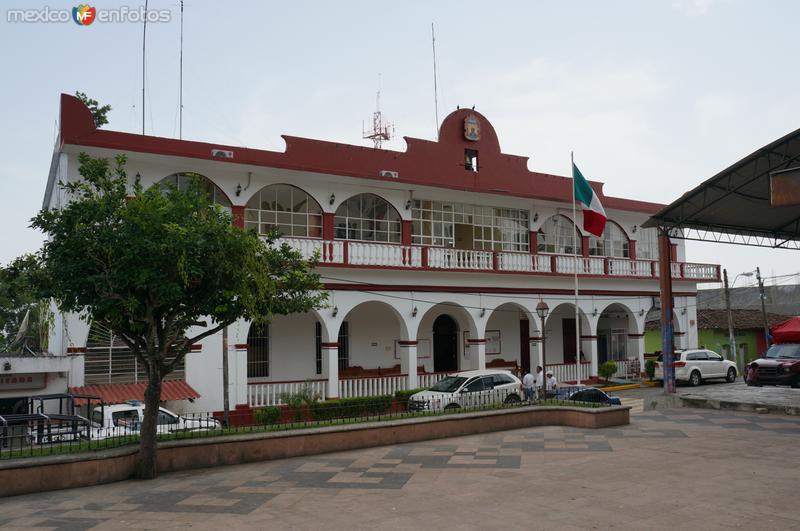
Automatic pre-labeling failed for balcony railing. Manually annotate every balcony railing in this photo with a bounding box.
[273,238,721,281]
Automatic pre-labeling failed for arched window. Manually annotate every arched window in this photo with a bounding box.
[247,322,270,378]
[159,172,231,209]
[636,227,659,260]
[335,193,401,243]
[589,222,629,258]
[537,215,579,254]
[245,184,322,238]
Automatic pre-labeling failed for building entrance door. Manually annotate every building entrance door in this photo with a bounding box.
[562,318,577,363]
[433,315,459,373]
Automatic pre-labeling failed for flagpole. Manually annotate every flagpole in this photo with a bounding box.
[571,152,582,387]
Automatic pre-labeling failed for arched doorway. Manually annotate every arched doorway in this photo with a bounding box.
[433,315,459,373]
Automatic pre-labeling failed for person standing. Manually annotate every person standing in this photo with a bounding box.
[545,370,558,398]
[521,370,535,401]
[535,366,544,399]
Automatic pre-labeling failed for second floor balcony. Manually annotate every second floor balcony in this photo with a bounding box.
[276,237,721,282]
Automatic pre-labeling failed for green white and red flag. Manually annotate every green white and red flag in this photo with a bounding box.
[572,162,607,237]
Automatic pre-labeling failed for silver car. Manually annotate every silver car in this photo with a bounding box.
[408,369,522,412]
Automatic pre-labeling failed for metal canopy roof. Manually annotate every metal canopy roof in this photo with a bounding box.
[644,126,800,249]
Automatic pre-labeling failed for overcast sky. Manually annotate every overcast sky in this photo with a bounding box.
[1,0,798,289]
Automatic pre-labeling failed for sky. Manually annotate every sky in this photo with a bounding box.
[1,0,799,289]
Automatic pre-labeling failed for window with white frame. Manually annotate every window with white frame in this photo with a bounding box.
[160,172,232,209]
[245,184,322,238]
[411,199,529,251]
[636,227,659,260]
[334,194,401,243]
[537,215,579,254]
[589,222,629,258]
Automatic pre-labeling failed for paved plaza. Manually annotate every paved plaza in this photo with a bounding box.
[1,407,799,530]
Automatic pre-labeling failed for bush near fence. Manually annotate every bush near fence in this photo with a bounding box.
[253,406,281,426]
[311,395,393,422]
[394,388,427,408]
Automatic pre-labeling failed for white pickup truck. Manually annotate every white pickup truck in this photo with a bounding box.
[88,401,221,440]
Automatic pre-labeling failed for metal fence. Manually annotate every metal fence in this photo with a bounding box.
[0,386,607,461]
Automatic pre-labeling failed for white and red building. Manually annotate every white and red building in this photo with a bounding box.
[40,94,719,413]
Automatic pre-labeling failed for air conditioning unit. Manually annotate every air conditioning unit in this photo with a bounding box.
[379,170,399,178]
[211,149,234,159]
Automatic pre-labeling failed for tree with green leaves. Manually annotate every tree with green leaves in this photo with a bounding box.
[30,153,326,478]
[0,255,48,353]
[74,91,111,128]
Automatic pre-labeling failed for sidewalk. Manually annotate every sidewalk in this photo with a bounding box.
[678,381,800,415]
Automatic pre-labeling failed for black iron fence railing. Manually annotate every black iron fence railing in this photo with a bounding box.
[0,386,612,460]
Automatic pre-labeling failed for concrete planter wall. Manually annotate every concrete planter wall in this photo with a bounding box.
[0,404,629,498]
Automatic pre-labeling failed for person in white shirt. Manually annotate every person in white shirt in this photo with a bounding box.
[521,371,535,401]
[545,370,558,398]
[534,366,544,399]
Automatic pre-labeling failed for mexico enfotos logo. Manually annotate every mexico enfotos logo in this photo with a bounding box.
[6,5,171,24]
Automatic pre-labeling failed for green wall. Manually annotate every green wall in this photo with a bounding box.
[644,328,762,362]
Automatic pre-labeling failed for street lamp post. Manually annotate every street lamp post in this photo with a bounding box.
[725,270,755,372]
[536,300,549,400]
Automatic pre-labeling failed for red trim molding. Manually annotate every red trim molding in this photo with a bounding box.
[397,340,418,347]
[321,342,339,349]
[190,344,202,352]
[466,338,487,344]
[580,335,597,340]
[231,205,245,229]
[234,343,248,350]
[66,346,87,353]
[528,336,543,342]
[627,333,645,338]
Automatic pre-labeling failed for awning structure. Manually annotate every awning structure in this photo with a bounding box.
[69,380,201,405]
[644,126,800,249]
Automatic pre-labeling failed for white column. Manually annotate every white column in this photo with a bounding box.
[323,342,339,398]
[584,337,599,378]
[634,335,646,377]
[469,339,487,370]
[398,341,419,389]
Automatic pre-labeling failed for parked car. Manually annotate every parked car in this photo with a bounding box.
[408,370,522,412]
[88,401,221,440]
[746,343,800,388]
[567,388,622,405]
[653,349,737,386]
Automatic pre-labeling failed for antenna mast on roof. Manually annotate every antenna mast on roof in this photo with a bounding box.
[362,74,394,149]
[431,22,440,140]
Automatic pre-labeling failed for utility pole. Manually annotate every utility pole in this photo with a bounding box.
[723,269,739,370]
[756,267,770,351]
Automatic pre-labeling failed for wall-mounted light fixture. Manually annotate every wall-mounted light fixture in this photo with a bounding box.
[235,183,242,196]
[632,225,638,234]
[639,309,645,316]
[332,306,338,317]
[2,361,11,372]
[533,212,539,223]
[134,172,141,185]
[405,199,412,210]
[480,308,486,317]
[592,308,598,317]
[681,308,686,315]
[329,193,336,206]
[412,306,418,317]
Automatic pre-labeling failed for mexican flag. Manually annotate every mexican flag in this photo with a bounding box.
[572,162,607,237]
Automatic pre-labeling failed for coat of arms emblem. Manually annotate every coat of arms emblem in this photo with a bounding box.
[464,114,480,141]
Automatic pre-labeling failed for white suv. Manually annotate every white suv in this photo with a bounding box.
[654,349,738,386]
[408,369,522,412]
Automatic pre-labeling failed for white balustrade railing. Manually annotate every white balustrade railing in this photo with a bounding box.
[338,375,407,398]
[417,372,450,389]
[272,238,716,281]
[276,238,343,264]
[683,263,719,280]
[347,242,421,267]
[545,362,592,384]
[247,379,328,407]
[428,248,494,270]
[555,256,604,275]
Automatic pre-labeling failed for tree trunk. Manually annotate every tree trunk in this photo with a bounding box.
[135,373,162,479]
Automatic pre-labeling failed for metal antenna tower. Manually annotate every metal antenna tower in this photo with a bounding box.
[362,75,394,149]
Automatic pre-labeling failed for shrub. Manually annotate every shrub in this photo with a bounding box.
[598,360,617,383]
[254,406,281,426]
[278,382,321,423]
[645,359,656,381]
[310,395,393,422]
